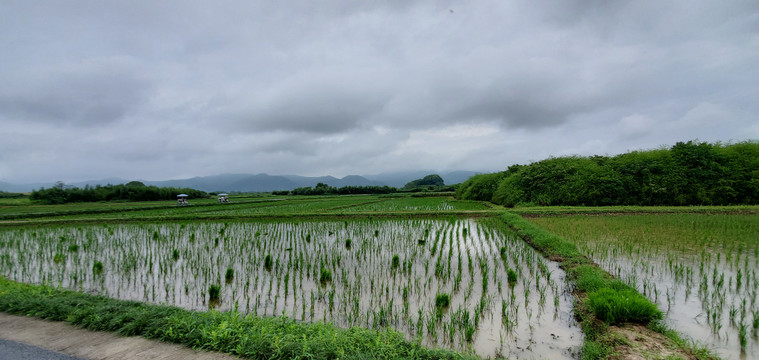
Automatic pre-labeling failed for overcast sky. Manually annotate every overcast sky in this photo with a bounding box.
[1,1,757,183]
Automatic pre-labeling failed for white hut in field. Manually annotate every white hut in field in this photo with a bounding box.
[177,194,189,206]
[218,193,229,203]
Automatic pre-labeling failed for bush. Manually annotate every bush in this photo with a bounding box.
[208,284,221,301]
[587,288,662,325]
[435,293,450,309]
[457,140,759,206]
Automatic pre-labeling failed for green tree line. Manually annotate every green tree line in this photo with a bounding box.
[30,181,207,204]
[284,183,397,196]
[456,140,759,206]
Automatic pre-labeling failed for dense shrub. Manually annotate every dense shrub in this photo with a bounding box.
[458,141,759,206]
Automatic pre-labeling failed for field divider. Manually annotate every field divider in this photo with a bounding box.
[320,198,390,212]
[497,211,719,360]
[0,276,477,360]
[0,199,287,221]
[0,210,501,228]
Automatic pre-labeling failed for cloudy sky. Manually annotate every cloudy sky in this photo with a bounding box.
[1,1,757,183]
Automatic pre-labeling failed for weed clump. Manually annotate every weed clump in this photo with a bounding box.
[263,254,273,271]
[391,254,400,269]
[345,238,352,250]
[92,261,103,274]
[587,288,662,325]
[208,284,221,301]
[435,293,451,309]
[53,253,65,264]
[172,249,180,261]
[320,267,332,283]
[507,268,517,285]
[68,244,79,252]
[225,267,234,283]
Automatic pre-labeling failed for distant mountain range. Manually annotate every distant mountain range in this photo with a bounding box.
[0,171,480,193]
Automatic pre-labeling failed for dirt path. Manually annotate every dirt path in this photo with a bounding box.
[0,313,239,360]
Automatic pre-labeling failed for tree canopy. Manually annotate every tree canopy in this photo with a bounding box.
[456,141,759,206]
[30,182,207,204]
[403,174,445,190]
[287,183,397,196]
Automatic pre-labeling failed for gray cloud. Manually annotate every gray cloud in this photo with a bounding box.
[0,57,149,126]
[0,0,757,183]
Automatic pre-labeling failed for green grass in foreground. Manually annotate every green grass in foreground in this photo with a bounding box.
[0,277,475,360]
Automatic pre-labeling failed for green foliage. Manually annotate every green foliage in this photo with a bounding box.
[571,265,630,293]
[345,238,352,250]
[208,284,221,301]
[581,340,612,360]
[263,254,273,271]
[29,182,207,204]
[92,261,104,274]
[456,171,508,201]
[319,267,332,283]
[67,244,79,252]
[290,183,397,196]
[391,254,400,269]
[0,277,474,359]
[0,191,25,199]
[506,269,518,285]
[172,249,180,261]
[435,293,451,309]
[458,140,759,206]
[403,174,445,190]
[587,288,662,325]
[225,267,234,282]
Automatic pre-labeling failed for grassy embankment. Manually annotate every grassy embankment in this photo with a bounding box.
[0,277,473,359]
[494,212,718,359]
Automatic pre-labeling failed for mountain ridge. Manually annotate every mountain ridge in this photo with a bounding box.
[1,171,480,193]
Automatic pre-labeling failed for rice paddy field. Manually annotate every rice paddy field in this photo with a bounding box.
[3,193,757,359]
[529,213,759,360]
[0,195,581,359]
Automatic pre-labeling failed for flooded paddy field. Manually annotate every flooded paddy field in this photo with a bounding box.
[531,213,759,360]
[0,218,581,358]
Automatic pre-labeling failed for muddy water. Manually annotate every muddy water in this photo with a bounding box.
[0,219,582,359]
[590,247,758,360]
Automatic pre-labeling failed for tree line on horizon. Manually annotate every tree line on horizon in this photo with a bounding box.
[29,181,208,204]
[277,175,453,196]
[456,140,759,206]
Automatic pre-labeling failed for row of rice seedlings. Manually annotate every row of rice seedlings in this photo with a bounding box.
[530,214,759,359]
[0,219,580,359]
